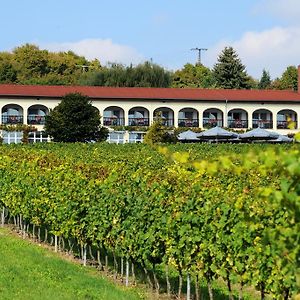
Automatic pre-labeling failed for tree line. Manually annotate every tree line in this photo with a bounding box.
[0,43,298,90]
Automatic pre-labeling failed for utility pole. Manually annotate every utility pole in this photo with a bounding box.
[191,47,208,65]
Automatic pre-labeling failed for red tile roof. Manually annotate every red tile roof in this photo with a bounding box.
[0,84,300,102]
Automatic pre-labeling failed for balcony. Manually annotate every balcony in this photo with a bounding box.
[227,119,248,128]
[154,118,174,127]
[277,120,297,129]
[252,120,273,129]
[178,119,199,127]
[103,117,125,126]
[28,115,46,125]
[203,118,223,128]
[2,115,23,124]
[128,118,149,126]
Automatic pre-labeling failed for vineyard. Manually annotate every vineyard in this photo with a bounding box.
[0,143,299,299]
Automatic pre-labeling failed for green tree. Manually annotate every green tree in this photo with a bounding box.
[79,61,172,87]
[13,44,49,82]
[172,63,215,88]
[144,116,175,145]
[44,93,108,142]
[0,62,17,83]
[130,61,172,87]
[0,44,100,85]
[258,69,271,89]
[212,46,250,89]
[272,66,298,91]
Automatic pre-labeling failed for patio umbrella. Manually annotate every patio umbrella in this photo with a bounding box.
[178,130,200,142]
[239,128,279,141]
[197,126,239,142]
[268,134,293,143]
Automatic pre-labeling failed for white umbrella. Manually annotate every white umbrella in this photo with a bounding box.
[239,128,279,140]
[197,126,239,141]
[268,134,293,143]
[178,130,200,141]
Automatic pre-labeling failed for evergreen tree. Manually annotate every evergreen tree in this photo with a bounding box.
[212,47,250,89]
[258,69,271,89]
[45,93,108,142]
[144,115,175,145]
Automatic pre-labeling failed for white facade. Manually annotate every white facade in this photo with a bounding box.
[0,96,299,134]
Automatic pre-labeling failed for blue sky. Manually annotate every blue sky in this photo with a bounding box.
[2,0,300,79]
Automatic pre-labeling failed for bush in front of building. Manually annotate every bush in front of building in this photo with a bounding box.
[44,93,108,142]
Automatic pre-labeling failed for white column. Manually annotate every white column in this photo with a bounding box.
[174,110,179,127]
[223,110,227,128]
[271,110,276,130]
[148,109,154,125]
[223,101,228,128]
[124,109,129,126]
[198,110,203,129]
[23,107,27,125]
[248,110,253,129]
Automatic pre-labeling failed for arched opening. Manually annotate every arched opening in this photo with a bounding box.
[203,108,223,128]
[277,109,297,129]
[2,104,24,124]
[128,107,150,126]
[153,107,174,126]
[178,108,199,127]
[227,108,248,128]
[27,105,49,125]
[103,106,125,126]
[252,109,273,129]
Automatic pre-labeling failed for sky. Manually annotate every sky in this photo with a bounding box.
[1,0,300,79]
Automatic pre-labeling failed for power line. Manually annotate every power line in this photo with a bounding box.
[190,47,208,65]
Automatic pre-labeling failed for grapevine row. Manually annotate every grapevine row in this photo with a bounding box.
[0,143,298,299]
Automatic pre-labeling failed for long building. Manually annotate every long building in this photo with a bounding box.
[1,66,300,135]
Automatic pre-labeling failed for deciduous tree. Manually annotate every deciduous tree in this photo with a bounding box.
[273,66,298,91]
[172,63,215,88]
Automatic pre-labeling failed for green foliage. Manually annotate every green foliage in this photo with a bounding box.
[0,124,37,143]
[172,63,215,88]
[0,44,98,85]
[79,61,172,87]
[271,66,298,91]
[143,116,175,145]
[0,52,17,83]
[212,47,251,89]
[258,69,271,89]
[0,142,299,299]
[44,93,108,142]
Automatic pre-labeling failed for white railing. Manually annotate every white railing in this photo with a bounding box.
[107,131,145,144]
[2,131,23,144]
[2,131,49,144]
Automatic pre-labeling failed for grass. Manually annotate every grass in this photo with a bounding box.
[0,227,144,300]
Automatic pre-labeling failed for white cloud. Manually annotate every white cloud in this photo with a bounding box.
[42,38,144,66]
[254,0,300,24]
[206,26,300,79]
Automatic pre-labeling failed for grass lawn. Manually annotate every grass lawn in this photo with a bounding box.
[0,227,144,300]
